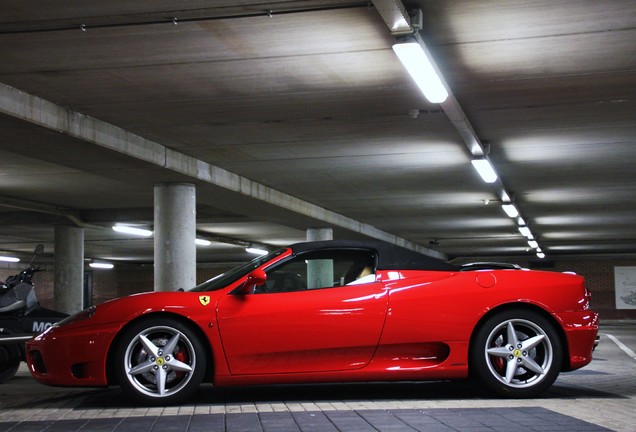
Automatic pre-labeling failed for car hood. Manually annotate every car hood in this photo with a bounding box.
[88,290,224,326]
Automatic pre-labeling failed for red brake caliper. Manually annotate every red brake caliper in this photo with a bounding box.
[173,349,188,379]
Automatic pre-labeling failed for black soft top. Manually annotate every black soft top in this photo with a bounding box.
[288,240,458,272]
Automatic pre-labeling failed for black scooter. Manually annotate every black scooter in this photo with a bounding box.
[0,245,68,383]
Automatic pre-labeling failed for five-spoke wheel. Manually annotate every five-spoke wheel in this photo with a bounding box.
[114,317,205,405]
[471,310,562,397]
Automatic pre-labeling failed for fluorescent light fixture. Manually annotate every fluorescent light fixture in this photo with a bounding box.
[392,42,448,103]
[471,159,498,183]
[528,240,539,249]
[518,226,533,238]
[0,255,20,263]
[246,247,268,256]
[112,224,153,237]
[195,238,211,246]
[501,204,519,218]
[536,252,546,259]
[501,190,511,202]
[517,217,526,225]
[89,262,114,270]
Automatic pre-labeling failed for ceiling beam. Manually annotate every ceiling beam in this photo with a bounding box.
[0,82,446,260]
[0,194,102,229]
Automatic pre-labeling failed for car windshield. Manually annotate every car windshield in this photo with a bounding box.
[189,248,286,292]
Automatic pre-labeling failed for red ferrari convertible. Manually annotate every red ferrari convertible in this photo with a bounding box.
[26,240,598,405]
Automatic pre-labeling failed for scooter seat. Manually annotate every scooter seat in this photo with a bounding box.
[0,299,25,313]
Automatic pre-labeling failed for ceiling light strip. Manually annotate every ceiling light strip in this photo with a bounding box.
[112,224,153,237]
[471,158,498,183]
[246,247,268,256]
[377,2,545,258]
[392,41,449,103]
[0,255,20,263]
[89,262,114,269]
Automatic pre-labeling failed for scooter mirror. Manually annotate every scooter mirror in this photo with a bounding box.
[29,244,44,266]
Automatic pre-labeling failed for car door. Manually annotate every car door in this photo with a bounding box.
[216,248,388,375]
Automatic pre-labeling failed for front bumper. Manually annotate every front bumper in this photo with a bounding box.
[26,322,120,387]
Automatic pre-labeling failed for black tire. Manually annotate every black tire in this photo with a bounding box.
[470,309,562,398]
[0,343,21,384]
[114,317,206,405]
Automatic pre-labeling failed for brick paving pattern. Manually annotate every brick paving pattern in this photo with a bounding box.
[1,324,634,431]
[0,408,613,432]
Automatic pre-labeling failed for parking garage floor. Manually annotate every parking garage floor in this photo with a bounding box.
[1,323,634,432]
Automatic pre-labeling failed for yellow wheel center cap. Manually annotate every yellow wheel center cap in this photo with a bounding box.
[513,349,522,358]
[156,357,165,366]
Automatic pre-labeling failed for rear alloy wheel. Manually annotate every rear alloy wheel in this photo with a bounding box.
[115,317,205,405]
[471,310,562,398]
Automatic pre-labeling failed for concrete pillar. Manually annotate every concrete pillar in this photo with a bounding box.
[154,183,196,292]
[306,228,333,288]
[54,225,84,314]
[306,227,333,242]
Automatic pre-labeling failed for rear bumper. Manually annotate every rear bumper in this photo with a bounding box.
[594,334,600,351]
[554,310,599,371]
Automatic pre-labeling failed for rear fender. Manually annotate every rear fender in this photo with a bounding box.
[469,303,570,371]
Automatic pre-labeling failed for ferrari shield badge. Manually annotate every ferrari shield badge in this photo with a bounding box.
[198,295,211,306]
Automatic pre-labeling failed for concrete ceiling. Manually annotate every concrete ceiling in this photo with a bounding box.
[1,0,635,265]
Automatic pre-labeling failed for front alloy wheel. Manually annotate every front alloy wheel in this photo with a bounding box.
[115,317,205,405]
[471,310,562,398]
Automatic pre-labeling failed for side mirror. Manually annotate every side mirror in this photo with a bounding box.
[238,269,267,294]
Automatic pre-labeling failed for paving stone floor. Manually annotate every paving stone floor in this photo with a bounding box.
[0,407,614,432]
[1,324,634,431]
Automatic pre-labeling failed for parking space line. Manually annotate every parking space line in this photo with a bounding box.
[604,333,636,361]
